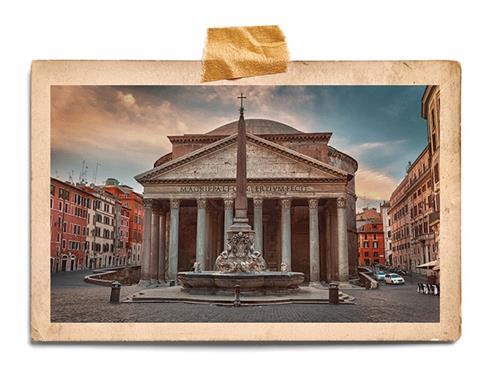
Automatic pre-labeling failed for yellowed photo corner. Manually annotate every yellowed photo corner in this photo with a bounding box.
[30,61,461,342]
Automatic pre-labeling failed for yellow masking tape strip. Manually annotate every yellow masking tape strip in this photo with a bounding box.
[202,25,289,82]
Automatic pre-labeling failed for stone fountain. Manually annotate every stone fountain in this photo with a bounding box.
[177,94,304,295]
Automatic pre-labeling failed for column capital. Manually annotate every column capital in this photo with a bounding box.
[152,201,163,214]
[253,197,263,208]
[308,198,319,209]
[280,198,291,209]
[224,198,234,209]
[144,198,154,209]
[170,199,180,209]
[197,198,207,209]
[337,196,347,208]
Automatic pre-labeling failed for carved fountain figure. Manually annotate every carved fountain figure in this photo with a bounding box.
[215,231,267,273]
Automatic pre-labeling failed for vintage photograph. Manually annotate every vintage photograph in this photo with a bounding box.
[49,84,442,323]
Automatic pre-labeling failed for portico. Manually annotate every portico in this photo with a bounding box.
[136,119,358,284]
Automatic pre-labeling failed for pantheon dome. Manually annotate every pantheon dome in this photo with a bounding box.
[207,118,302,136]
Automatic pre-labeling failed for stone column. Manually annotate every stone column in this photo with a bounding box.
[280,198,292,271]
[253,198,263,254]
[337,196,349,282]
[196,198,207,270]
[308,198,320,283]
[158,208,166,283]
[224,198,234,250]
[167,199,180,282]
[150,204,160,282]
[140,199,153,281]
[325,206,332,281]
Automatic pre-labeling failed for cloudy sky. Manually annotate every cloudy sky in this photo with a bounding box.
[51,85,428,211]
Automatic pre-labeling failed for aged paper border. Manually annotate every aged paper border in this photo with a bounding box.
[31,61,461,342]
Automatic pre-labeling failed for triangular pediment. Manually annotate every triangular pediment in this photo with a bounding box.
[136,133,349,183]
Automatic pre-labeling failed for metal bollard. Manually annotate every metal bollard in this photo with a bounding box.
[423,283,429,294]
[233,284,241,307]
[110,281,121,303]
[329,283,339,304]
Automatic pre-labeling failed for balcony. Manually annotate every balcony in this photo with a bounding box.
[429,211,440,224]
[411,232,434,243]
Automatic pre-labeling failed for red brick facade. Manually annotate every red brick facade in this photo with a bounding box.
[50,178,93,272]
[356,208,386,267]
[104,185,144,265]
[357,221,386,266]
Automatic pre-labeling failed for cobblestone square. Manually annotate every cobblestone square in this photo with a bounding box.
[51,271,439,323]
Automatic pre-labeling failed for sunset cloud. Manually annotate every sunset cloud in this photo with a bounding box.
[355,168,400,201]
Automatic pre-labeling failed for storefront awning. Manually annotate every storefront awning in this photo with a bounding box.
[416,259,439,269]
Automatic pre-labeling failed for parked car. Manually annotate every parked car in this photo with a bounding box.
[374,271,386,281]
[385,273,405,285]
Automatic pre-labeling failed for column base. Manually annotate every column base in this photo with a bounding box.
[138,279,152,287]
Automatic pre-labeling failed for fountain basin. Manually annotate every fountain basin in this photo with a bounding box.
[177,271,305,295]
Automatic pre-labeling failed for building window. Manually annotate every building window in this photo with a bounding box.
[373,241,378,248]
[430,107,438,151]
[363,241,369,248]
[434,164,439,183]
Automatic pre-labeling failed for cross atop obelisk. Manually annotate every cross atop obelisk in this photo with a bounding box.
[233,93,249,224]
[238,92,246,115]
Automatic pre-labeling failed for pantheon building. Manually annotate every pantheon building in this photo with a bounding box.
[135,118,358,284]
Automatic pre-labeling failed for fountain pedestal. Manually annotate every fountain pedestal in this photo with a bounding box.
[177,220,304,295]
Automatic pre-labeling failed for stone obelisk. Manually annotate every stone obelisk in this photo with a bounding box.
[231,92,250,230]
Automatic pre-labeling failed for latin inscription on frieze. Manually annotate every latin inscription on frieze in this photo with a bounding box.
[178,184,309,194]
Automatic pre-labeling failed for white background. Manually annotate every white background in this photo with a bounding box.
[1,0,477,373]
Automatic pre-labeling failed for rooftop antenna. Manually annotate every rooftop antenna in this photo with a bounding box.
[68,170,75,184]
[84,164,89,183]
[79,160,85,184]
[79,160,89,184]
[93,162,101,185]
